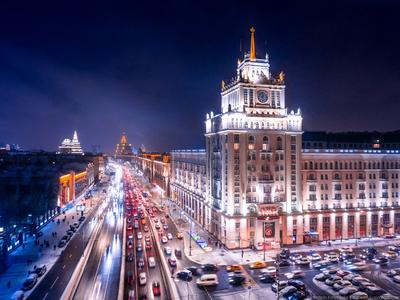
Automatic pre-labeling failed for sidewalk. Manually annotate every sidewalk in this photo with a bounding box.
[0,190,102,300]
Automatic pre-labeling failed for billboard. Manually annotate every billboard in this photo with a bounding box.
[263,222,275,238]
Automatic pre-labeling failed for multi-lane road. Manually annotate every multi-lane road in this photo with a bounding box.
[28,190,105,300]
[73,199,123,300]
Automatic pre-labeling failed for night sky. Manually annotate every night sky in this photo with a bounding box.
[0,1,399,153]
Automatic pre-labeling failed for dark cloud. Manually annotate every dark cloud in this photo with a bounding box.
[0,0,399,152]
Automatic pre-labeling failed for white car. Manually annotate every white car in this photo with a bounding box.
[339,286,358,296]
[137,232,142,239]
[295,257,310,265]
[339,247,353,253]
[349,261,367,271]
[128,233,133,240]
[261,266,277,275]
[161,236,168,243]
[308,253,322,261]
[139,272,147,285]
[196,274,219,287]
[164,246,172,255]
[167,233,173,240]
[148,257,156,268]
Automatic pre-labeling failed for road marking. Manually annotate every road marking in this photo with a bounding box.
[62,264,66,269]
[42,292,49,300]
[50,276,59,289]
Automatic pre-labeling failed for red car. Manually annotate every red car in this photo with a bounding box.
[152,281,161,296]
[168,258,177,267]
[127,271,134,285]
[145,241,152,250]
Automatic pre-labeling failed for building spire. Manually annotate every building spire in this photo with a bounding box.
[73,130,78,142]
[250,27,256,60]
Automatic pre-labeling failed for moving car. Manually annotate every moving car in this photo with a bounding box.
[249,261,267,269]
[177,270,192,281]
[196,274,219,287]
[229,274,246,286]
[176,232,183,239]
[168,257,177,267]
[260,273,276,283]
[137,232,143,239]
[167,233,173,240]
[187,266,202,276]
[278,259,291,267]
[161,236,168,243]
[307,253,322,261]
[288,280,306,291]
[148,257,156,268]
[164,246,172,255]
[138,258,145,268]
[175,248,182,258]
[383,251,398,259]
[152,281,161,297]
[226,265,242,272]
[202,263,218,272]
[261,266,277,276]
[139,272,147,286]
[295,257,310,265]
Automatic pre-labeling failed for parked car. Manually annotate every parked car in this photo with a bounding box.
[22,274,38,291]
[271,280,288,292]
[290,253,302,261]
[288,280,306,291]
[167,233,173,240]
[387,268,400,277]
[29,265,47,277]
[349,291,369,300]
[58,240,67,248]
[280,286,297,297]
[332,280,352,291]
[339,286,359,296]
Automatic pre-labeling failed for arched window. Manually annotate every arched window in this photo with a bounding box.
[262,136,269,151]
[277,136,283,150]
[248,136,255,149]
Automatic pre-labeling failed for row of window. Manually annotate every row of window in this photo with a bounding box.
[304,161,400,170]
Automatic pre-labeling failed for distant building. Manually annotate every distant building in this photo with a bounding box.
[58,130,84,155]
[115,132,133,157]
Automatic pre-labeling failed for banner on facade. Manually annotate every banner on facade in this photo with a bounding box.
[263,222,275,238]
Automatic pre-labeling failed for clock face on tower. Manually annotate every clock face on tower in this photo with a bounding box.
[257,90,268,104]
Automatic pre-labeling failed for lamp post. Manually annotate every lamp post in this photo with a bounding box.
[189,220,192,256]
[263,235,266,261]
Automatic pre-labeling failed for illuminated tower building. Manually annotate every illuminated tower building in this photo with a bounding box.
[204,27,303,249]
[115,132,133,157]
[58,130,84,155]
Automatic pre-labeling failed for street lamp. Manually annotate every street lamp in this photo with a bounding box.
[263,235,266,261]
[189,220,192,256]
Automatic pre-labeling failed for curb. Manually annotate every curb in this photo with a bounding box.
[117,213,126,300]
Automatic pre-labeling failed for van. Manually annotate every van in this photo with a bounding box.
[22,274,38,290]
[196,274,219,287]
